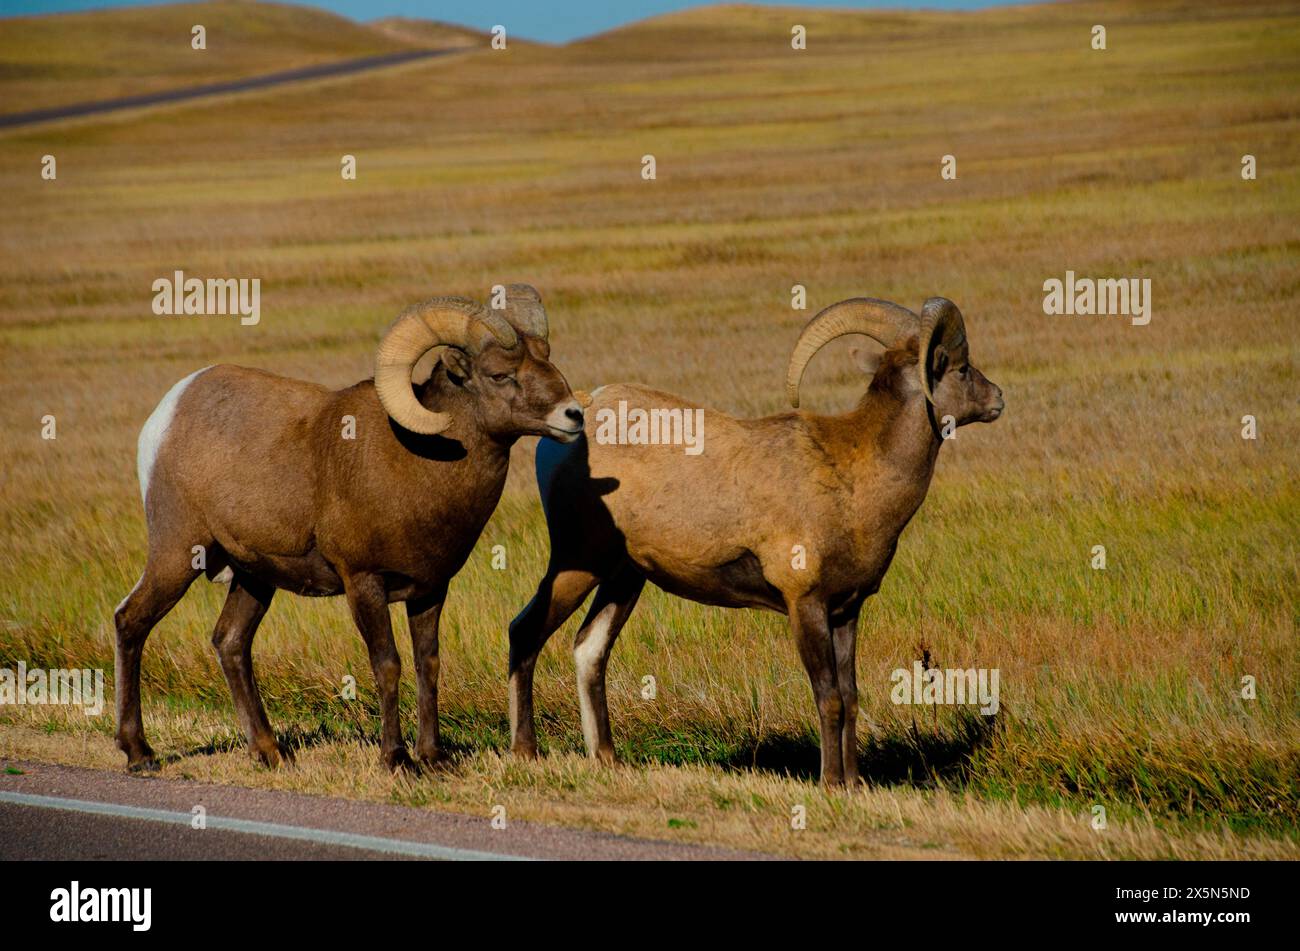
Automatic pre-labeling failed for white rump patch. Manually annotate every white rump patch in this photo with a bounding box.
[137,366,212,505]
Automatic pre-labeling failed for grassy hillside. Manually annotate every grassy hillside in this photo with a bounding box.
[0,1,417,115]
[0,0,1297,858]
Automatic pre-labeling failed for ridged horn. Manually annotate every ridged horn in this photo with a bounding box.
[498,283,548,339]
[374,297,518,435]
[786,297,920,407]
[917,297,968,405]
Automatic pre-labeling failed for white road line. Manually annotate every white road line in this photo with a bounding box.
[0,791,530,862]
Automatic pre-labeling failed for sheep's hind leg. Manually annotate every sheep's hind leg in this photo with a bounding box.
[211,575,285,767]
[508,567,598,758]
[114,553,202,772]
[573,563,646,764]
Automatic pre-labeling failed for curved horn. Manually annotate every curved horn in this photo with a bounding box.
[786,297,920,408]
[374,297,518,435]
[917,297,968,405]
[499,283,548,339]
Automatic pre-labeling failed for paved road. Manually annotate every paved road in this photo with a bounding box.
[0,760,775,861]
[0,48,457,130]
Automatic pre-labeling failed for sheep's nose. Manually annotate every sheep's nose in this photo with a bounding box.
[564,406,584,427]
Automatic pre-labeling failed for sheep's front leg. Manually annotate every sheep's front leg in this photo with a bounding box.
[788,595,845,787]
[406,592,445,766]
[346,573,413,772]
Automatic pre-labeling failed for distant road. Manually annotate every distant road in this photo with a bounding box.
[0,48,457,131]
[0,760,774,861]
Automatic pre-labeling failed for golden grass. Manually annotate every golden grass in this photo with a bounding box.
[4,716,1295,860]
[0,0,1297,858]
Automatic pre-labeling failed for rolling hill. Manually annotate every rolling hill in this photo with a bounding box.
[0,1,423,116]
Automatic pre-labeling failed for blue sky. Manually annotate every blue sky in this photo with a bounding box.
[1,1,1007,44]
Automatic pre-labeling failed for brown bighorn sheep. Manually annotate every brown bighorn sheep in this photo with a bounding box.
[507,296,1003,786]
[115,285,583,772]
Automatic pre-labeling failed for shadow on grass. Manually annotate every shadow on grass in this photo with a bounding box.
[857,711,1000,787]
[140,700,1297,837]
[173,706,508,765]
[170,698,997,791]
[619,709,1001,787]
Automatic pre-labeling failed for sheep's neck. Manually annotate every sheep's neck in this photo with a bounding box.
[416,376,514,476]
[834,386,942,529]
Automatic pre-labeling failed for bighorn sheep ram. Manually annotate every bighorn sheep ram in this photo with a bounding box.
[507,296,1003,786]
[115,285,583,772]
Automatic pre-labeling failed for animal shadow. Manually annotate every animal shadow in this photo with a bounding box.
[173,718,372,764]
[720,709,1000,787]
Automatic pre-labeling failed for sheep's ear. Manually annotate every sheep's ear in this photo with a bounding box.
[930,344,950,380]
[849,344,883,377]
[441,348,472,384]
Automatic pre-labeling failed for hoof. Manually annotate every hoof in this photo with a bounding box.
[384,747,417,773]
[252,741,293,769]
[416,746,442,769]
[510,741,538,761]
[126,756,160,774]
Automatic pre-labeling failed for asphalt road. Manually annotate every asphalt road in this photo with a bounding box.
[0,48,456,130]
[0,760,774,861]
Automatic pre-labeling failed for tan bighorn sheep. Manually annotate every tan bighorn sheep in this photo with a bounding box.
[507,296,1003,786]
[115,285,583,772]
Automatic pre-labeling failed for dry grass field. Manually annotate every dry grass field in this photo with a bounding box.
[0,0,1297,859]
